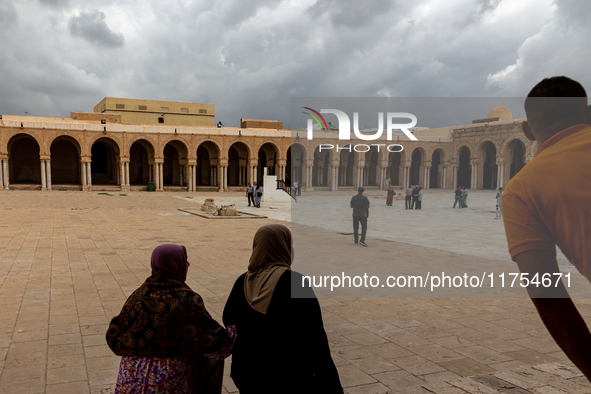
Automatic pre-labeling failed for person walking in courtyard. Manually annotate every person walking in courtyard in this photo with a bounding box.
[107,244,236,393]
[453,186,462,208]
[223,224,343,394]
[461,186,468,208]
[405,185,413,209]
[246,183,255,207]
[416,187,423,209]
[350,187,370,246]
[502,76,591,383]
[412,185,420,209]
[254,182,263,208]
[386,184,394,206]
[495,187,503,219]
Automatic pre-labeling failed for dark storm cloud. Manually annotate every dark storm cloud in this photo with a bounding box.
[0,0,589,127]
[68,10,124,48]
[307,0,394,28]
[0,1,17,26]
[38,0,69,8]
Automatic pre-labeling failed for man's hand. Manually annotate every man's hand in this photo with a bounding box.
[516,250,591,382]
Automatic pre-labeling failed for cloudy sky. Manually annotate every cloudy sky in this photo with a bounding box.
[0,0,589,128]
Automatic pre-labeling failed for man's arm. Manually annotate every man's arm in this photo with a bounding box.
[515,250,591,381]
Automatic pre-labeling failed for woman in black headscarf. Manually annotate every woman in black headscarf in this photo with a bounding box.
[223,224,343,394]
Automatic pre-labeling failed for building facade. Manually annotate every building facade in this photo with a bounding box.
[0,104,534,192]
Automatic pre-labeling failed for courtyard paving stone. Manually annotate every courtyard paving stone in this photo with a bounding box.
[0,189,590,393]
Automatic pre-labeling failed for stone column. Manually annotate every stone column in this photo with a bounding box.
[45,159,52,190]
[452,165,458,190]
[41,160,47,190]
[425,165,431,189]
[442,164,448,189]
[401,165,409,189]
[126,162,130,187]
[120,162,125,186]
[154,160,163,191]
[81,162,87,187]
[496,158,504,189]
[5,159,9,189]
[470,160,479,189]
[0,160,4,189]
[87,161,92,189]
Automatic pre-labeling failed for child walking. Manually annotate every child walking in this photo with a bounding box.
[495,187,503,219]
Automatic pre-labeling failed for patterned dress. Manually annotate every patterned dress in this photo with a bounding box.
[107,273,236,393]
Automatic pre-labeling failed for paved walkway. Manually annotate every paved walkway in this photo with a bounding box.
[0,190,589,393]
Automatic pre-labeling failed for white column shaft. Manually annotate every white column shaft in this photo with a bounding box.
[41,160,47,189]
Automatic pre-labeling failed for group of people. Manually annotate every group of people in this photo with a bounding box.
[404,185,423,209]
[286,175,302,196]
[246,183,263,208]
[107,225,343,394]
[453,186,469,208]
[105,76,591,391]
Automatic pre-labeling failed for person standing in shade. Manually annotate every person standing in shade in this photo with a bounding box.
[412,185,420,209]
[405,185,413,209]
[350,187,370,247]
[453,187,462,208]
[254,182,263,208]
[297,180,302,196]
[293,180,298,197]
[386,184,394,206]
[246,183,255,207]
[461,186,468,208]
[416,187,423,209]
[495,187,503,219]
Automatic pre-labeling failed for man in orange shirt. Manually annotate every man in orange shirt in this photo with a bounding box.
[502,76,591,381]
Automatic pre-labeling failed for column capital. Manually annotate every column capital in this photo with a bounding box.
[495,158,505,165]
[40,155,51,161]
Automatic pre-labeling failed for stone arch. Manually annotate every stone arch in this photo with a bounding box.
[430,148,445,189]
[363,147,379,186]
[196,140,221,187]
[3,131,43,157]
[409,147,427,186]
[289,143,307,187]
[312,145,332,187]
[479,141,498,190]
[126,135,157,157]
[50,136,81,185]
[506,139,526,180]
[8,133,41,184]
[130,139,155,186]
[387,148,403,187]
[87,135,123,158]
[158,137,190,159]
[229,142,249,186]
[48,134,83,156]
[163,140,189,186]
[258,142,278,182]
[457,146,472,188]
[338,146,355,187]
[256,140,282,160]
[91,137,120,185]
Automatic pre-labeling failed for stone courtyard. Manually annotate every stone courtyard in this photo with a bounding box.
[0,189,590,393]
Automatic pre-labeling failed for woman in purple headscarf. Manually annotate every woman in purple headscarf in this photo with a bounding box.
[107,244,236,393]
